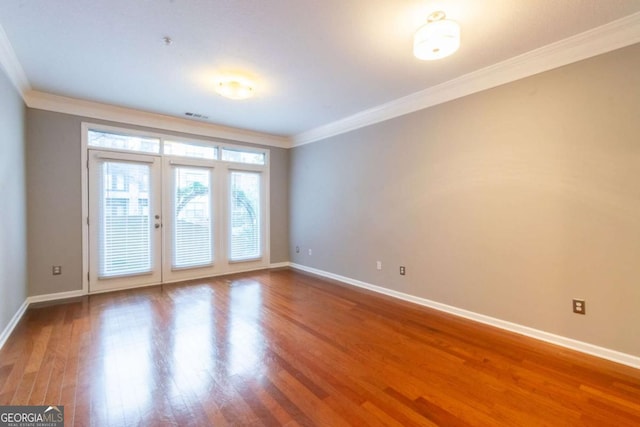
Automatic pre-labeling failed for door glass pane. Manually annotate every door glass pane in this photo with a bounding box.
[99,161,152,277]
[229,171,261,261]
[174,167,213,268]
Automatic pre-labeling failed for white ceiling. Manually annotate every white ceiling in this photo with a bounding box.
[1,0,640,139]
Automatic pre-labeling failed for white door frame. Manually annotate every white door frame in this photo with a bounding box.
[87,149,163,293]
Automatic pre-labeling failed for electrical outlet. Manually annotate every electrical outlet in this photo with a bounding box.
[399,266,406,275]
[376,261,382,270]
[295,246,300,253]
[52,265,62,275]
[572,299,586,315]
[308,249,312,256]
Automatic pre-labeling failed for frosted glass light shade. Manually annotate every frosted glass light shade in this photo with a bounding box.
[216,79,254,100]
[413,18,460,60]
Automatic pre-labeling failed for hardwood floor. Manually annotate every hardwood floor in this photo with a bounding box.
[1,268,639,426]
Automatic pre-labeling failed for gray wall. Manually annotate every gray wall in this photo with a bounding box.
[0,69,27,334]
[290,43,640,357]
[26,110,289,296]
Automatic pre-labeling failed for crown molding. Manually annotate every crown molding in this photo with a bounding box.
[0,23,30,95]
[24,90,291,148]
[5,12,640,149]
[2,17,289,148]
[292,12,640,147]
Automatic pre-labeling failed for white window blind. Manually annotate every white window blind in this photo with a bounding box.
[99,161,152,277]
[173,167,213,269]
[229,171,261,261]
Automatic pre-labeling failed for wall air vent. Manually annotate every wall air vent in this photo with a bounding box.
[184,112,209,120]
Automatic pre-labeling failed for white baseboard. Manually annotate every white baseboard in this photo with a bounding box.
[5,263,636,369]
[289,263,640,370]
[28,290,85,304]
[0,264,291,350]
[269,262,291,269]
[0,290,87,351]
[0,299,29,351]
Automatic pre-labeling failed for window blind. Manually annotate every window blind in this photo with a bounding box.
[229,171,261,261]
[173,167,213,268]
[99,161,152,277]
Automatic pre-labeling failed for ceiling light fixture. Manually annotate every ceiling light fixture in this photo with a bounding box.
[215,78,255,100]
[413,11,460,60]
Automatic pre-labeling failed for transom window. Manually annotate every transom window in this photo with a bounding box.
[164,140,217,160]
[88,130,160,153]
[87,129,265,165]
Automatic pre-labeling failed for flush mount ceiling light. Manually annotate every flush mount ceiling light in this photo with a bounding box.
[413,11,460,60]
[215,78,255,100]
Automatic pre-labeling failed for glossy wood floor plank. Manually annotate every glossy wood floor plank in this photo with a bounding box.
[1,268,639,426]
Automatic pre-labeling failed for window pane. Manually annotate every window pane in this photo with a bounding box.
[88,130,160,153]
[221,148,265,165]
[99,161,152,277]
[174,167,213,268]
[164,141,217,160]
[229,171,261,261]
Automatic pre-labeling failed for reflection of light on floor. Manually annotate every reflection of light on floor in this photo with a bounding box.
[170,290,214,397]
[227,281,266,376]
[98,301,153,421]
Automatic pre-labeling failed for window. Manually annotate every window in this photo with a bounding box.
[164,140,217,160]
[173,167,213,269]
[136,199,149,216]
[88,130,160,153]
[221,148,265,165]
[229,171,261,261]
[106,198,129,216]
[99,161,152,277]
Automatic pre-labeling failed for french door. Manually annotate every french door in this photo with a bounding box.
[88,149,266,293]
[88,150,162,292]
[162,158,219,283]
